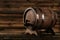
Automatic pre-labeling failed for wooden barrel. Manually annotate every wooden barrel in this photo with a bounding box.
[24,7,56,30]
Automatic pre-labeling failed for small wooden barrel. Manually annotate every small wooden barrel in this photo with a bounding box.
[23,7,56,30]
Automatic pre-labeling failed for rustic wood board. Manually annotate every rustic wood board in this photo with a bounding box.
[0,33,60,40]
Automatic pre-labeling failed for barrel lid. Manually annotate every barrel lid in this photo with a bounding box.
[23,7,37,28]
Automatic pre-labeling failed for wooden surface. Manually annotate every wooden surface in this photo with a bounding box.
[0,0,59,35]
[0,33,60,40]
[0,0,59,40]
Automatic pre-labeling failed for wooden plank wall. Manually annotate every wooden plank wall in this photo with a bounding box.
[0,0,59,34]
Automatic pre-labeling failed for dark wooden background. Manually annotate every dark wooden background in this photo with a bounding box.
[0,0,60,40]
[0,0,60,38]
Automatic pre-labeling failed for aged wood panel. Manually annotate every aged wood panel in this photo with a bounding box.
[0,0,59,3]
[0,0,26,1]
[0,0,59,34]
[0,1,59,8]
[24,0,55,3]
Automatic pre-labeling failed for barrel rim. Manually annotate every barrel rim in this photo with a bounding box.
[23,7,37,28]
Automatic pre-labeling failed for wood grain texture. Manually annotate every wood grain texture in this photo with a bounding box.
[0,0,59,33]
